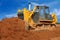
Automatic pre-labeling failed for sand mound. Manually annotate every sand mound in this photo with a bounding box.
[0,17,60,40]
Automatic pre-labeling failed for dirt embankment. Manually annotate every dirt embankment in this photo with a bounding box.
[0,17,60,40]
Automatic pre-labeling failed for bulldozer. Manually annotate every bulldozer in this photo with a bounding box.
[17,3,57,31]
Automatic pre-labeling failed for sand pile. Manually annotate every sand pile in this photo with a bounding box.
[0,17,60,40]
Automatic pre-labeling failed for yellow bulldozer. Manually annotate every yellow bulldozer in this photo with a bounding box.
[17,3,57,31]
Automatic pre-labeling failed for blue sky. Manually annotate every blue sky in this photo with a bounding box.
[0,0,60,23]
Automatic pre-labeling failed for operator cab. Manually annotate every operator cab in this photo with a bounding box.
[32,6,52,23]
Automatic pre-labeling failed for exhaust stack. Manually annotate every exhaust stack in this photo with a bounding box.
[29,3,31,11]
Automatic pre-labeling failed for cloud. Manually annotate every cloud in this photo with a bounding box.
[51,9,60,16]
[54,9,60,16]
[5,13,17,18]
[31,2,47,6]
[47,1,58,6]
[31,1,58,7]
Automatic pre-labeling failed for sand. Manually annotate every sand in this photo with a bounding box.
[0,17,60,40]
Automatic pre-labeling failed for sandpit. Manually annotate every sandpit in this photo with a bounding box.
[0,17,60,40]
